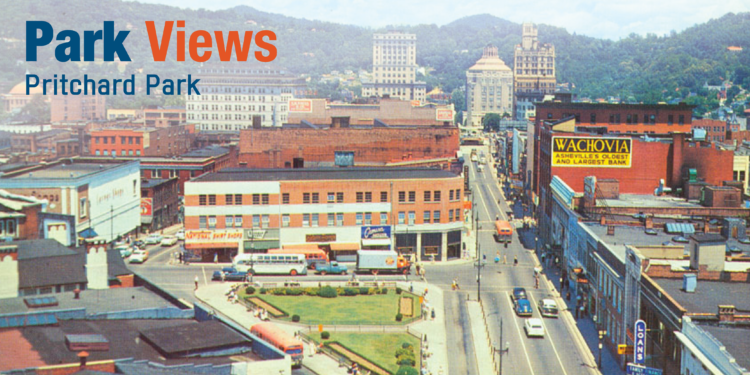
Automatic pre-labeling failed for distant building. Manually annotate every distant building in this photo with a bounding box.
[361,32,426,103]
[10,129,74,159]
[140,178,179,232]
[693,118,727,143]
[144,106,186,127]
[1,81,45,113]
[465,45,514,127]
[89,125,193,157]
[106,108,142,121]
[514,23,556,120]
[187,64,306,130]
[0,189,77,246]
[287,98,454,126]
[50,94,106,122]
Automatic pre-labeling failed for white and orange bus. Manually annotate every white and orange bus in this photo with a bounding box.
[495,220,513,243]
[268,247,328,269]
[250,322,304,367]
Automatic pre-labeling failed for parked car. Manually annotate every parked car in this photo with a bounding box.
[161,236,178,246]
[315,261,348,275]
[524,318,545,337]
[132,240,144,248]
[632,213,646,220]
[671,236,689,243]
[212,268,247,281]
[144,234,163,245]
[129,249,149,263]
[115,245,133,258]
[537,299,559,318]
[515,299,533,317]
[739,238,750,245]
[728,245,743,254]
[175,229,185,241]
[644,229,658,235]
[511,287,527,305]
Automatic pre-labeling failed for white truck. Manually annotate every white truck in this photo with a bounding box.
[355,250,411,275]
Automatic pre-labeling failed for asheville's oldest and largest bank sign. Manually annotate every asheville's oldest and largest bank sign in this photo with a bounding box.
[23,20,277,96]
[551,136,632,168]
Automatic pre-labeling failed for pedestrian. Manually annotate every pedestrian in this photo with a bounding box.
[566,291,571,301]
[560,277,564,290]
[415,263,421,276]
[431,307,436,320]
[503,255,507,264]
[179,252,183,264]
[541,252,546,265]
[213,252,218,264]
[194,275,199,291]
[513,256,518,266]
[221,270,226,283]
[579,305,585,319]
[575,304,579,319]
[576,294,582,306]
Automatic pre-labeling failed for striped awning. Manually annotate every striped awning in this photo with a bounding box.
[330,243,360,251]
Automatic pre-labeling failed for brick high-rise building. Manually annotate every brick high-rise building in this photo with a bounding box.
[465,45,514,127]
[50,95,105,122]
[514,22,556,120]
[362,32,426,103]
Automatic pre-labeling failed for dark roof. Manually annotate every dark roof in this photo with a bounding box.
[141,178,170,189]
[698,324,750,371]
[107,246,131,278]
[654,278,750,313]
[181,146,229,158]
[139,321,249,356]
[194,167,459,182]
[690,233,726,243]
[14,239,78,260]
[0,287,183,315]
[18,248,86,288]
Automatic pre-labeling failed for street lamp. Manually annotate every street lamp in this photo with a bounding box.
[492,318,510,375]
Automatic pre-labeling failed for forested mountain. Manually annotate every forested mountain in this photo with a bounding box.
[1,0,748,109]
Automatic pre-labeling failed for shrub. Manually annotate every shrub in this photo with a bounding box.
[401,342,413,349]
[397,356,416,366]
[396,287,403,294]
[303,287,320,296]
[259,288,267,294]
[319,286,338,298]
[343,288,358,296]
[395,348,413,358]
[244,286,256,295]
[292,314,300,322]
[368,287,379,295]
[321,331,330,340]
[359,287,370,295]
[381,288,388,294]
[396,313,403,322]
[271,288,286,295]
[396,366,419,375]
[285,288,303,296]
[336,287,346,295]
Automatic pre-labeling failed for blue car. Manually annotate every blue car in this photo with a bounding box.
[511,287,528,304]
[212,268,247,281]
[515,299,533,317]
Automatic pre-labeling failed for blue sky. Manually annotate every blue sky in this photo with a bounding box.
[132,0,750,40]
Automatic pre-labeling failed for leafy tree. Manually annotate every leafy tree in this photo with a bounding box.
[450,89,465,112]
[482,113,501,132]
[16,95,49,123]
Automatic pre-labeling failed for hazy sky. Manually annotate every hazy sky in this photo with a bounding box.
[133,0,750,40]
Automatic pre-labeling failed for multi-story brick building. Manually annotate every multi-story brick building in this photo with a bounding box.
[89,125,193,157]
[362,32,426,103]
[10,129,75,159]
[287,98,453,126]
[0,189,77,246]
[183,168,465,262]
[514,22,556,120]
[140,178,179,233]
[692,118,726,143]
[239,125,459,168]
[50,94,105,122]
[186,64,306,130]
[466,45,514,127]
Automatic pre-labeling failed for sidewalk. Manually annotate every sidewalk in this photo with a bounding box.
[404,281,448,375]
[195,283,349,375]
[466,300,497,375]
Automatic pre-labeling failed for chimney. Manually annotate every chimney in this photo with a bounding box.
[670,133,686,187]
[718,305,736,322]
[78,351,89,368]
[74,288,81,299]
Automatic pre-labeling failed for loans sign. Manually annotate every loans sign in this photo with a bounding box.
[552,136,631,168]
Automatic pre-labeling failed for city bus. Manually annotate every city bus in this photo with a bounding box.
[495,220,513,243]
[268,248,328,269]
[250,322,304,367]
[232,253,308,276]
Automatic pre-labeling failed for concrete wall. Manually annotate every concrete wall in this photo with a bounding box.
[0,253,19,298]
[679,316,745,375]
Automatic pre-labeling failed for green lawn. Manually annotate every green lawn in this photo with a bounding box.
[324,333,421,374]
[245,291,420,325]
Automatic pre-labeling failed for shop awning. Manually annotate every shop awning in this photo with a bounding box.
[665,223,695,234]
[362,238,392,247]
[330,242,360,251]
[283,244,321,251]
[244,240,279,251]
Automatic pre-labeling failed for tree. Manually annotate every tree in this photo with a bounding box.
[482,113,501,132]
[454,111,464,126]
[450,89,465,112]
[17,95,50,123]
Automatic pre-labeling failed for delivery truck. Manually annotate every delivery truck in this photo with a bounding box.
[356,250,411,275]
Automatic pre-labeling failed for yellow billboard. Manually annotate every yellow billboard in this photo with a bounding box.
[551,136,631,168]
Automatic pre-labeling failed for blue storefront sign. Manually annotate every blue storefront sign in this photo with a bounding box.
[635,319,647,364]
[361,226,391,239]
[627,364,662,375]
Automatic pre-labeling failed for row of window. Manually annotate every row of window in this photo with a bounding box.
[95,149,141,156]
[197,190,462,206]
[196,209,463,229]
[551,112,686,126]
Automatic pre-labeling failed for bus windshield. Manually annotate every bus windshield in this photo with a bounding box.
[286,347,303,355]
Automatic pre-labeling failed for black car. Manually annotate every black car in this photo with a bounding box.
[511,287,527,305]
[212,268,247,281]
[132,240,144,248]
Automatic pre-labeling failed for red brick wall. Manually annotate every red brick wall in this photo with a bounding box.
[536,103,693,134]
[693,118,726,142]
[288,98,450,126]
[239,127,459,168]
[675,141,733,187]
[645,263,750,282]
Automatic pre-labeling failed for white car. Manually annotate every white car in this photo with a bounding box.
[524,318,545,338]
[144,234,163,245]
[175,229,185,241]
[538,299,559,318]
[129,249,149,264]
[115,245,133,258]
[161,236,178,246]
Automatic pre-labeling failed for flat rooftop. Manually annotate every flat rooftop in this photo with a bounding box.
[1,161,132,180]
[653,278,750,313]
[0,286,179,315]
[599,194,705,209]
[194,167,459,182]
[181,145,229,158]
[582,223,675,263]
[0,319,258,372]
[698,323,750,371]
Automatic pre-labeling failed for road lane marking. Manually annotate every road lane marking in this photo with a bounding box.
[504,291,536,375]
[527,291,570,375]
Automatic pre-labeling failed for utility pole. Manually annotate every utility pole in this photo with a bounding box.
[475,210,482,302]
